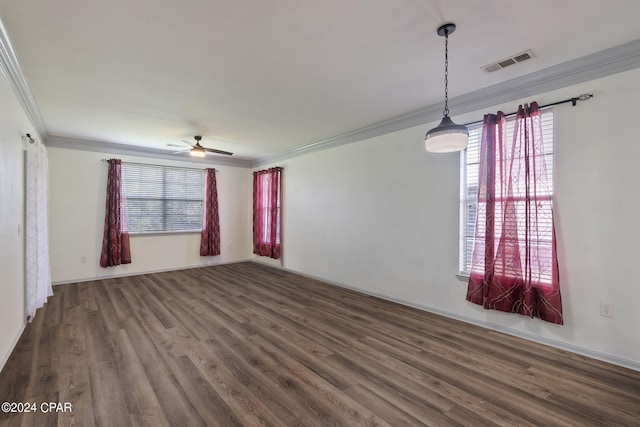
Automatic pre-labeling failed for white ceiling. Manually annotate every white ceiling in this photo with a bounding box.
[1,0,640,163]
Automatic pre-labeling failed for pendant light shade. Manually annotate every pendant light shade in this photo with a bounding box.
[425,23,468,153]
[425,116,469,153]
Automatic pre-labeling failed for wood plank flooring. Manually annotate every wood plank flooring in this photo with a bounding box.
[1,262,639,426]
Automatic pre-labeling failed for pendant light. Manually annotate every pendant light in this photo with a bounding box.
[425,23,468,153]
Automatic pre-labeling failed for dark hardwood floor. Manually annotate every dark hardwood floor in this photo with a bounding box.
[1,262,639,426]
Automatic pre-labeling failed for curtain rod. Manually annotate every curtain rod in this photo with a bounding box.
[100,159,218,172]
[462,93,593,127]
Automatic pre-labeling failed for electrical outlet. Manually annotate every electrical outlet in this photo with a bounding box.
[600,302,615,318]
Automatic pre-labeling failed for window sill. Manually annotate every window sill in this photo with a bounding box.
[128,230,201,237]
[456,273,469,282]
[455,272,553,288]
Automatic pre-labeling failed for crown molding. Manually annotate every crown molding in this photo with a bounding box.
[45,135,252,168]
[252,38,640,168]
[0,16,48,139]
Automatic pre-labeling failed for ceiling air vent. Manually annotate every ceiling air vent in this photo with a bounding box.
[482,49,535,73]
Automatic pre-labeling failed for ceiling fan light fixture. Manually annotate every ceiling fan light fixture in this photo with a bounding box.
[425,22,468,153]
[190,146,206,157]
[181,135,233,157]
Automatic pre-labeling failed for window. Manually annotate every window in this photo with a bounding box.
[459,109,554,276]
[253,167,282,259]
[122,163,204,234]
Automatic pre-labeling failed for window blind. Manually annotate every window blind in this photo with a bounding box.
[459,109,554,276]
[122,163,205,233]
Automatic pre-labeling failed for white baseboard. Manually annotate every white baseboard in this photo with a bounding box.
[251,261,640,373]
[51,259,253,285]
[0,320,26,374]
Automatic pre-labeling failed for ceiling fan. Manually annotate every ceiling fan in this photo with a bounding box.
[176,135,233,157]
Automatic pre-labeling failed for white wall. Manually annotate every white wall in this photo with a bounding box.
[0,76,33,371]
[48,148,251,283]
[254,67,640,368]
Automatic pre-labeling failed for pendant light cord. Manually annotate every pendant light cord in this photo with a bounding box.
[443,28,450,117]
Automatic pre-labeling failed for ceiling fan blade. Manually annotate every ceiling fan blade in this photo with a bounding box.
[204,148,233,156]
[174,136,231,155]
[171,148,190,154]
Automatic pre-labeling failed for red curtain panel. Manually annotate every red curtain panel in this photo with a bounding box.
[466,103,563,324]
[200,168,221,256]
[100,159,132,267]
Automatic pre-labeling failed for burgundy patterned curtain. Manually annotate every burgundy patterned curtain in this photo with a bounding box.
[100,159,131,267]
[466,102,563,324]
[200,168,221,256]
[253,167,282,259]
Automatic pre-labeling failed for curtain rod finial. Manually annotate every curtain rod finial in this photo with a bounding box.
[571,93,594,106]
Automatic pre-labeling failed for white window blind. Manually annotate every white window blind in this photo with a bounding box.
[256,172,281,245]
[459,109,554,276]
[122,163,205,234]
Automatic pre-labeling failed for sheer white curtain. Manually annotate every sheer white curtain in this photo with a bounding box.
[25,139,52,321]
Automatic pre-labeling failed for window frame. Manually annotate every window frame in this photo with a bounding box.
[458,109,555,280]
[252,167,283,259]
[255,173,281,246]
[121,163,206,235]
